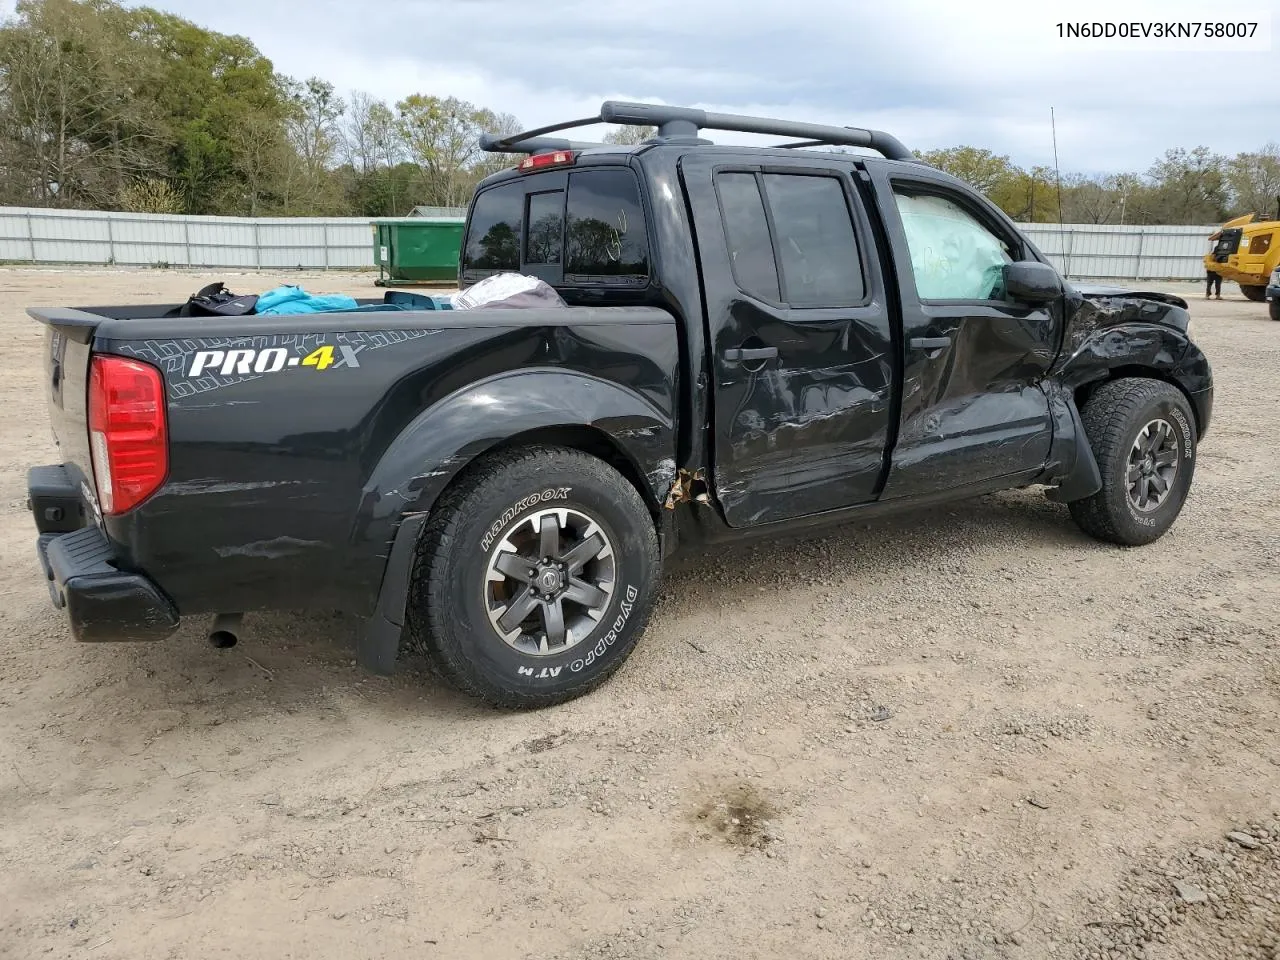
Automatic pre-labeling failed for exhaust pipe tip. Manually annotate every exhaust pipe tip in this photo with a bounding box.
[208,612,242,649]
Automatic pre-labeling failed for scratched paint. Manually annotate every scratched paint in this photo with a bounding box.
[164,479,310,496]
[213,536,327,560]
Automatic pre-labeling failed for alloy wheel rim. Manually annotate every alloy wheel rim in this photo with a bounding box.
[482,507,616,656]
[1127,418,1179,512]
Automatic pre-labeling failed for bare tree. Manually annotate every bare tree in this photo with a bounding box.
[470,108,524,181]
[286,77,345,174]
[341,90,390,174]
[1228,144,1280,219]
[1060,174,1119,224]
[1148,147,1229,224]
[228,109,289,215]
[396,94,519,207]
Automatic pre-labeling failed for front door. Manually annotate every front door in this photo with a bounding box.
[681,155,896,526]
[862,162,1063,500]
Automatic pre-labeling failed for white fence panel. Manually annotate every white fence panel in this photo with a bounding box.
[1022,224,1217,280]
[0,206,1220,280]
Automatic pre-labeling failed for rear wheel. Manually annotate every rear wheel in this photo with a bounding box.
[1068,378,1197,546]
[1240,284,1268,302]
[408,445,660,709]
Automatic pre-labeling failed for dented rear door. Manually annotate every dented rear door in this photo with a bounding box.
[681,153,896,526]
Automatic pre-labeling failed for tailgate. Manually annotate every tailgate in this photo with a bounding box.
[30,308,103,509]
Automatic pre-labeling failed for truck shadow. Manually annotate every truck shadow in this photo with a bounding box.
[661,487,1089,581]
[89,489,1092,728]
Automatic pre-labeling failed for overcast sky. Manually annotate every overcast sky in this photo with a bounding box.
[5,0,1277,173]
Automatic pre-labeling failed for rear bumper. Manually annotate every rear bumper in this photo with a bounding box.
[29,465,178,642]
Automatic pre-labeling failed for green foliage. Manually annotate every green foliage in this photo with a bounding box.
[916,146,1018,194]
[0,0,1274,225]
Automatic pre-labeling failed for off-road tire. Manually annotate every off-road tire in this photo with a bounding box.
[1240,284,1268,302]
[1269,297,1280,322]
[408,445,659,709]
[1068,378,1197,546]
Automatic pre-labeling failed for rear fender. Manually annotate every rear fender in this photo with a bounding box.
[354,368,675,672]
[359,369,675,528]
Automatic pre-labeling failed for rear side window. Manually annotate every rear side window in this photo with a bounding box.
[462,181,523,275]
[713,171,866,307]
[565,169,649,284]
[525,190,564,265]
[716,173,780,302]
[762,174,864,305]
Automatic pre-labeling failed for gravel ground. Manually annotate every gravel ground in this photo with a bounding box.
[0,267,1277,960]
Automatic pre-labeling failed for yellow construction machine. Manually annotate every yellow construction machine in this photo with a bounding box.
[1205,206,1280,302]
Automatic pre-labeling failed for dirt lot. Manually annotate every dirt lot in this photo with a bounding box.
[1,267,1277,960]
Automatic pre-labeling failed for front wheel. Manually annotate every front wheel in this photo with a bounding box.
[1269,297,1280,322]
[1068,378,1198,546]
[408,445,660,709]
[1241,284,1268,302]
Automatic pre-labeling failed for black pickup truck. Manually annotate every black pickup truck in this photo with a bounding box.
[28,102,1213,708]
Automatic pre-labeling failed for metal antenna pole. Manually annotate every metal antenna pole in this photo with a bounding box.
[1051,107,1069,277]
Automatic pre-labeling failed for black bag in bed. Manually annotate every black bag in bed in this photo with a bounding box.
[174,282,259,317]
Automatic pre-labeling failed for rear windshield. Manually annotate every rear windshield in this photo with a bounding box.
[461,166,650,288]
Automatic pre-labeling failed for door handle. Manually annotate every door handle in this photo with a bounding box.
[909,336,952,350]
[723,346,779,363]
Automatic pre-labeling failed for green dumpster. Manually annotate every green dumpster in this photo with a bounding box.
[371,216,466,286]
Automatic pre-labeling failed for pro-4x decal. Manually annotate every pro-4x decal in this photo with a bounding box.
[114,329,441,399]
[186,343,364,377]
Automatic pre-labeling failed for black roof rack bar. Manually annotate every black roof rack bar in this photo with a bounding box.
[773,138,924,160]
[479,101,914,161]
[485,114,602,150]
[478,133,607,154]
[599,101,914,161]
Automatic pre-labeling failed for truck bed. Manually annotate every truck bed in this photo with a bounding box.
[32,300,680,625]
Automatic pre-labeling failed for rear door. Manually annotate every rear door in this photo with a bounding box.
[681,153,896,526]
[862,161,1062,500]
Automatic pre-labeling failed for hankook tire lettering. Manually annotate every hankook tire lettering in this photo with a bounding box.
[479,488,572,550]
[1169,407,1193,459]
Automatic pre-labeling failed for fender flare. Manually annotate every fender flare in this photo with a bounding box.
[1044,322,1197,504]
[355,368,676,672]
[1042,382,1102,503]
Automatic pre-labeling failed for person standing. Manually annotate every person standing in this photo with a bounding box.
[1206,229,1223,300]
[1206,268,1222,300]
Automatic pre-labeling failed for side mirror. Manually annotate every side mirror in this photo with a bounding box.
[1004,261,1063,304]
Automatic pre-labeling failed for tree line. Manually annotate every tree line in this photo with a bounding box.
[2,0,1277,224]
[917,144,1280,227]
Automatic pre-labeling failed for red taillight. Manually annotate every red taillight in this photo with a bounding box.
[517,150,575,172]
[88,355,168,515]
